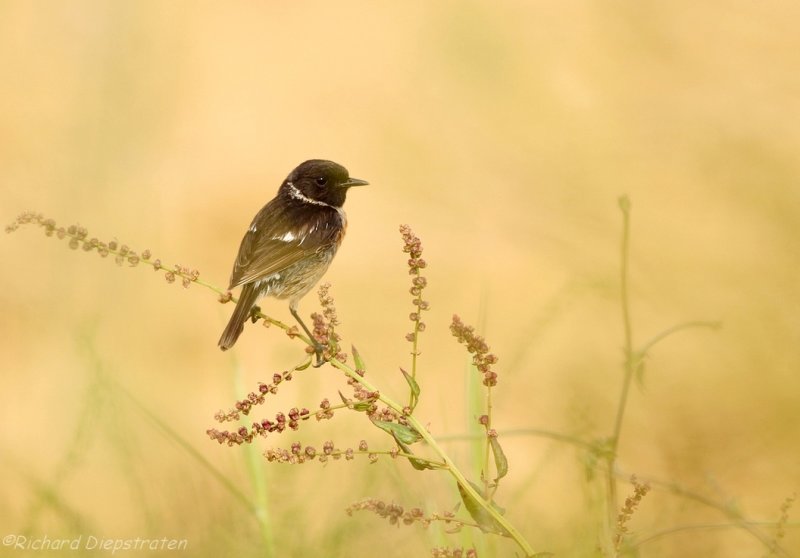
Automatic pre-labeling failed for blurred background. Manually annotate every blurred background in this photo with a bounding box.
[2,1,799,556]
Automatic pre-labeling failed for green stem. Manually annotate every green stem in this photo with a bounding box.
[234,359,275,558]
[483,386,493,499]
[634,522,793,555]
[328,358,536,557]
[361,450,446,467]
[625,471,792,557]
[607,196,635,552]
[612,196,634,454]
[409,315,421,409]
[116,383,255,514]
[638,320,721,356]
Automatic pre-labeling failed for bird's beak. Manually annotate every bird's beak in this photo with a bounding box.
[341,177,369,188]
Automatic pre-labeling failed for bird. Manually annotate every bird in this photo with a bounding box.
[218,159,368,361]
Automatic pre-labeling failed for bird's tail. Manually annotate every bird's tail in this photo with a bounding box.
[218,283,261,351]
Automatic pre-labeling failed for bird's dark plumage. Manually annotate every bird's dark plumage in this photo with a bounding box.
[218,159,367,352]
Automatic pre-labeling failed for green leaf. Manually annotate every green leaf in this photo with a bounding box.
[407,456,433,471]
[394,436,435,471]
[352,345,366,372]
[339,390,373,412]
[371,420,422,445]
[489,436,508,481]
[400,368,420,409]
[457,480,509,535]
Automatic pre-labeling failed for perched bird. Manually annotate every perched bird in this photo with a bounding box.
[218,159,367,359]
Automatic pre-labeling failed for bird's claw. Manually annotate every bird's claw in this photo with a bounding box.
[311,342,327,368]
[249,305,262,324]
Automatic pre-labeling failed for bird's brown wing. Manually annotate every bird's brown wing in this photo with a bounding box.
[228,202,343,290]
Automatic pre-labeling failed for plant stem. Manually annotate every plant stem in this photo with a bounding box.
[409,317,421,408]
[328,357,537,557]
[116,383,255,514]
[235,359,276,558]
[607,195,635,550]
[483,386,493,499]
[624,471,793,557]
[638,320,721,356]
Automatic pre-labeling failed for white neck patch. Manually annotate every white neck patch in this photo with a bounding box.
[287,182,332,208]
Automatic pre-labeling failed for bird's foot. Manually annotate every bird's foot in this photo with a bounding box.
[249,305,262,324]
[311,342,327,368]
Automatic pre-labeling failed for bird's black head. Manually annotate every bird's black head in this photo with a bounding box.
[282,159,368,208]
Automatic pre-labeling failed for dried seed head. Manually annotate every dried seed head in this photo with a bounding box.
[451,315,500,386]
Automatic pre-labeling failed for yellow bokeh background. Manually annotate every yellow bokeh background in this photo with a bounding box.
[2,2,799,556]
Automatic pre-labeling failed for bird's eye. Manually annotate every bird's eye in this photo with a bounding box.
[315,176,328,186]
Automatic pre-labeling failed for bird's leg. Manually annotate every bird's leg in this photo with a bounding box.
[249,304,262,324]
[290,304,325,367]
